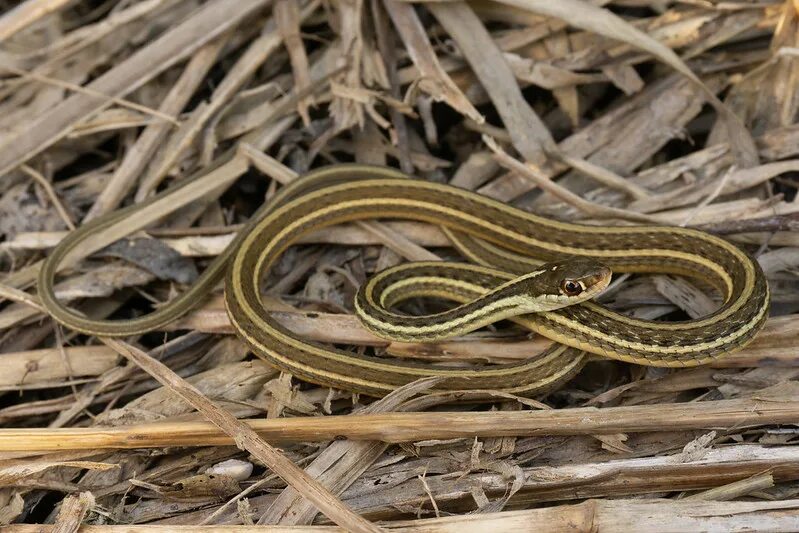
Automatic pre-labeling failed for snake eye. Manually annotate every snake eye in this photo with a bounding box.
[559,279,583,296]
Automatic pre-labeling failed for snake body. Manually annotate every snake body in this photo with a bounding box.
[37,163,769,397]
[355,257,611,342]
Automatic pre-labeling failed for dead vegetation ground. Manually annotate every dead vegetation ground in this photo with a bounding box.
[1,0,799,531]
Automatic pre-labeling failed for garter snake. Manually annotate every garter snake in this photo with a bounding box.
[37,162,770,397]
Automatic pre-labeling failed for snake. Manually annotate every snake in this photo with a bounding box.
[36,162,770,397]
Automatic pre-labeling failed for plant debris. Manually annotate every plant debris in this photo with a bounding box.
[1,0,799,531]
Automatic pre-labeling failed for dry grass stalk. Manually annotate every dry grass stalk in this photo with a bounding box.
[6,499,799,532]
[3,394,798,451]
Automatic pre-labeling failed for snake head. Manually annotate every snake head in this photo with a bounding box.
[511,257,612,312]
[553,257,612,300]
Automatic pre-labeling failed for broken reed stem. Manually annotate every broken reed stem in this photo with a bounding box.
[2,397,797,452]
[7,499,799,533]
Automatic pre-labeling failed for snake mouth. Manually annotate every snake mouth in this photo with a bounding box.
[583,266,612,299]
